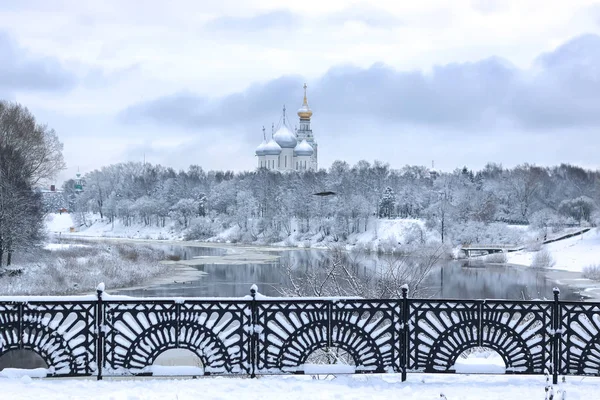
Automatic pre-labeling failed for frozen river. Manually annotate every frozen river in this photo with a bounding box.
[110,242,584,300]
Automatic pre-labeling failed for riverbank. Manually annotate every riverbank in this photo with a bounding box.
[503,228,600,300]
[58,236,288,295]
[44,213,600,300]
[507,228,600,272]
[45,213,443,253]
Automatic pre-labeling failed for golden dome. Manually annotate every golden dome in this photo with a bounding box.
[297,83,313,119]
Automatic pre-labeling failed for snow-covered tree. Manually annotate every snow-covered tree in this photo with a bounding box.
[378,187,396,219]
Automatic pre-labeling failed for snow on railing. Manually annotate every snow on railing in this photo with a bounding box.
[0,285,598,384]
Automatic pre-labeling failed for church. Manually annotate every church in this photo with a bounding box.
[255,84,318,171]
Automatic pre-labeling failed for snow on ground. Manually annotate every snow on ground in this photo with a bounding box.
[345,218,437,252]
[44,213,74,234]
[77,218,180,240]
[44,243,89,251]
[453,352,506,374]
[508,228,600,272]
[46,213,180,241]
[0,374,595,400]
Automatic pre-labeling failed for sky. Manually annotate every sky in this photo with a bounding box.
[2,0,600,184]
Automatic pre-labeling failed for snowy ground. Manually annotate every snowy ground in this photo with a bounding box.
[508,228,600,272]
[45,213,181,240]
[0,374,595,400]
[45,213,438,252]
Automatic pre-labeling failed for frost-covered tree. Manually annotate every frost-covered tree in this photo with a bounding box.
[378,187,396,218]
[0,102,64,266]
[558,196,595,225]
[68,157,600,247]
[170,199,199,228]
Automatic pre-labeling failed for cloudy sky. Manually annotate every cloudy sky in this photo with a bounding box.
[2,0,600,183]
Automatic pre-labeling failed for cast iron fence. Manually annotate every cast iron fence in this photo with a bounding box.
[0,286,599,383]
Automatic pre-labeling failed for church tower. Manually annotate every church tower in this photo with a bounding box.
[296,83,318,170]
[255,84,318,172]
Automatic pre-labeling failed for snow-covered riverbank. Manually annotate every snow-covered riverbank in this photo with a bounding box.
[507,228,600,272]
[46,213,441,253]
[44,213,600,299]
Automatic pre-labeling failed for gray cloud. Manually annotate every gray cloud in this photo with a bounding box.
[120,75,302,131]
[0,32,77,92]
[204,10,299,32]
[119,34,600,138]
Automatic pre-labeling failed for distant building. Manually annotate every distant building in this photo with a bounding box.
[74,172,84,192]
[255,84,318,172]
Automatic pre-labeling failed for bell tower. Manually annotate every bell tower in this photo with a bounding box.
[296,83,318,170]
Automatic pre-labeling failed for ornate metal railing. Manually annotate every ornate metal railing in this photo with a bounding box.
[0,286,599,383]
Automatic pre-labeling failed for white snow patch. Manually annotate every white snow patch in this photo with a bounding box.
[0,368,48,379]
[302,364,356,374]
[0,374,597,399]
[453,352,506,374]
[43,243,89,251]
[507,228,600,272]
[44,213,74,234]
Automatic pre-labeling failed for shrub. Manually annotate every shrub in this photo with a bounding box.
[582,265,600,281]
[185,217,216,240]
[531,248,555,268]
[0,242,169,295]
[484,252,507,264]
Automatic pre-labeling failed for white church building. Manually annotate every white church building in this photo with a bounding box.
[255,84,318,172]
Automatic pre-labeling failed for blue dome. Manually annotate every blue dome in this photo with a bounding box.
[273,125,297,148]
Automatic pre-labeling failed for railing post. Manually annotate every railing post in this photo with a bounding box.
[96,283,105,381]
[249,284,258,378]
[17,302,23,350]
[401,285,409,382]
[552,288,560,385]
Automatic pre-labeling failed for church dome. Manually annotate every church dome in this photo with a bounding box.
[255,140,267,156]
[294,140,314,156]
[297,83,313,119]
[297,104,312,119]
[273,125,297,148]
[263,139,282,155]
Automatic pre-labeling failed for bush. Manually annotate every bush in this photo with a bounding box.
[484,252,507,264]
[531,248,555,268]
[0,243,170,295]
[582,265,600,280]
[451,222,524,247]
[184,217,216,240]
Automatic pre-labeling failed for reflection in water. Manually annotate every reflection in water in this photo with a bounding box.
[115,244,583,301]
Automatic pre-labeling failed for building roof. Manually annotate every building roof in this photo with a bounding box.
[294,139,314,156]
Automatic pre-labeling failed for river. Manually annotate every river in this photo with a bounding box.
[109,243,584,301]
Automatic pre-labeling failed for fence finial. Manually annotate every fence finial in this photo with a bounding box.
[250,284,258,297]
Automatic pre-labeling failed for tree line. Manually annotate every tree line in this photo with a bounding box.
[61,159,600,247]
